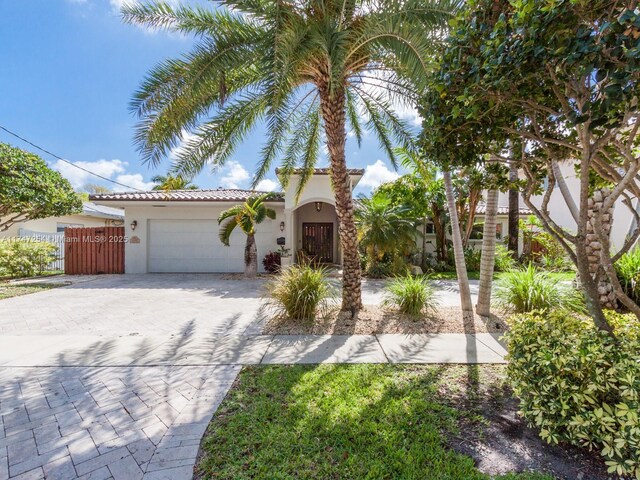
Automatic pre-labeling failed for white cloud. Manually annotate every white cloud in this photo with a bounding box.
[359,160,399,190]
[219,161,250,189]
[52,158,155,192]
[53,159,127,189]
[115,173,156,191]
[395,105,422,126]
[255,179,279,192]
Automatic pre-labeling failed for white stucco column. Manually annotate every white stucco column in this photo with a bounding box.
[281,208,294,266]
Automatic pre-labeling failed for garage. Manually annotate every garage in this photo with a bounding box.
[148,219,245,273]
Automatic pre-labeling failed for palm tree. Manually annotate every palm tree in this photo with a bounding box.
[122,0,457,311]
[443,169,474,317]
[476,188,499,317]
[355,194,417,273]
[151,174,199,191]
[218,194,276,277]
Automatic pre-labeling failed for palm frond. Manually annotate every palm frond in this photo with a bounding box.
[218,217,238,246]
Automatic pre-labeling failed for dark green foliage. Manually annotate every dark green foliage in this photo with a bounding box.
[0,143,82,232]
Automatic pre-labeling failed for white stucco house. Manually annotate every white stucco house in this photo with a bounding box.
[89,168,534,274]
[90,169,363,274]
[498,162,638,252]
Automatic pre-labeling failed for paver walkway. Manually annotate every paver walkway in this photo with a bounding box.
[0,275,492,480]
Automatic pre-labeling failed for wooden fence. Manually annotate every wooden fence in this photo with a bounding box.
[64,227,125,274]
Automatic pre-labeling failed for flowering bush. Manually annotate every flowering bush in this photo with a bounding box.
[0,239,58,278]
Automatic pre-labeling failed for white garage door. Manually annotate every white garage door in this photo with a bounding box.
[148,219,246,273]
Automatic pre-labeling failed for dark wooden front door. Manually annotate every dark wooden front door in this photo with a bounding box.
[302,223,333,263]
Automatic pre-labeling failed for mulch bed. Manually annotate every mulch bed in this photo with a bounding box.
[445,368,614,480]
[262,305,509,335]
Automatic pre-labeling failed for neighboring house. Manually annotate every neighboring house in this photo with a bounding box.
[90,169,364,274]
[498,162,638,252]
[0,202,125,239]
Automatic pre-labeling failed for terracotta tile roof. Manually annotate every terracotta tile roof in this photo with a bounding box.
[89,189,284,203]
[475,203,532,216]
[275,167,365,175]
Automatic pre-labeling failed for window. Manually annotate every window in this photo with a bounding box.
[424,223,435,234]
[470,223,503,240]
[56,223,83,233]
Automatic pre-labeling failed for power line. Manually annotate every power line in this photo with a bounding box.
[0,125,145,192]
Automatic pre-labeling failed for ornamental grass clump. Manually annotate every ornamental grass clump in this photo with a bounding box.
[615,246,640,306]
[493,263,584,314]
[504,311,640,478]
[383,275,439,316]
[265,264,335,320]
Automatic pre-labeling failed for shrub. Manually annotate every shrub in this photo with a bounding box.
[493,263,585,314]
[265,264,335,320]
[504,311,640,478]
[615,247,640,305]
[463,247,481,271]
[0,239,57,278]
[494,243,516,272]
[383,275,439,315]
[262,251,281,273]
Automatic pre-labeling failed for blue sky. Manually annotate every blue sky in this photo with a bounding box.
[0,0,418,195]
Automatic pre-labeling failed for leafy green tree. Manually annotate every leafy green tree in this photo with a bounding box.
[151,174,199,191]
[377,174,448,266]
[121,0,457,311]
[354,193,417,274]
[420,0,640,331]
[218,194,277,277]
[0,143,82,232]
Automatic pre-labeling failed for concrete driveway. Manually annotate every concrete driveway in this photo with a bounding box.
[0,274,268,337]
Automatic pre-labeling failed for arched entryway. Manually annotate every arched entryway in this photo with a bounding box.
[291,200,340,265]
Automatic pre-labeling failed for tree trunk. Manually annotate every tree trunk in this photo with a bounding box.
[575,140,612,333]
[463,188,482,247]
[551,160,579,224]
[421,216,428,269]
[508,161,519,257]
[245,233,257,278]
[476,189,499,317]
[319,87,362,311]
[443,169,474,317]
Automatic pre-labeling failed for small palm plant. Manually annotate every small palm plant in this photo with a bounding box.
[218,194,276,277]
[383,276,439,316]
[355,194,418,275]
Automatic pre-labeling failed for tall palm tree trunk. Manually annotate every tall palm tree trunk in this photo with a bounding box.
[319,87,362,311]
[245,233,258,278]
[443,169,474,317]
[476,189,499,317]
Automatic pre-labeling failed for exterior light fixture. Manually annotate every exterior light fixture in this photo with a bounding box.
[280,221,285,232]
[130,220,138,231]
[315,202,323,212]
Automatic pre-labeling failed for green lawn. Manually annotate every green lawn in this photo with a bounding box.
[426,270,576,282]
[196,364,552,480]
[0,282,64,300]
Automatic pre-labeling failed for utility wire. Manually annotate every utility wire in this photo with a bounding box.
[0,125,144,192]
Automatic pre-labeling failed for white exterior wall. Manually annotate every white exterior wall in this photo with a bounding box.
[122,203,285,273]
[497,162,638,251]
[0,214,111,238]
